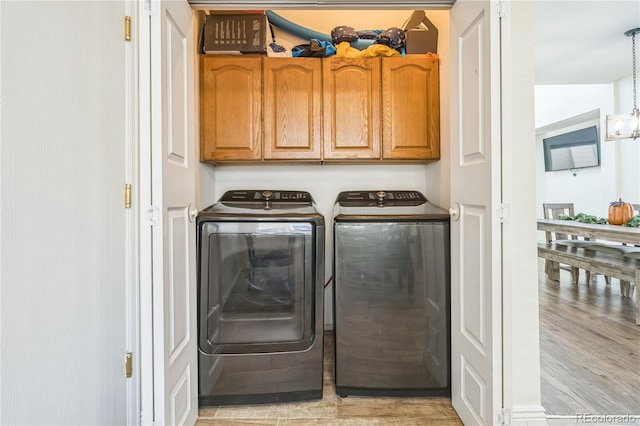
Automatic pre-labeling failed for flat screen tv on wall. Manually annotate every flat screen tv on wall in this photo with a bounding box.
[543,125,600,172]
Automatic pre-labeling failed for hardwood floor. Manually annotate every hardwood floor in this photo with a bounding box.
[196,332,462,425]
[539,259,640,417]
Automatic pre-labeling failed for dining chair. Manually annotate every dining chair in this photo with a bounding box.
[542,203,579,283]
[542,203,608,285]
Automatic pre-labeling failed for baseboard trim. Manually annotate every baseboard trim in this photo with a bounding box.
[507,405,548,425]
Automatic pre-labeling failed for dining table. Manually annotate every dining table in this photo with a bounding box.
[537,217,640,325]
[537,218,640,246]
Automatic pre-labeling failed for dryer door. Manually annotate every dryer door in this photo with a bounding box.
[198,221,316,354]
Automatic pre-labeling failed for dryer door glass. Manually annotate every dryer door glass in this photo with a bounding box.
[198,221,315,354]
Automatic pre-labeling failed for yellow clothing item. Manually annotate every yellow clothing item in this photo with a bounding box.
[334,41,400,58]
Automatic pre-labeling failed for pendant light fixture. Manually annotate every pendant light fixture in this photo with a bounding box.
[605,28,640,141]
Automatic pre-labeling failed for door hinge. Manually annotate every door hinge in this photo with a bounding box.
[124,16,131,41]
[144,0,158,16]
[498,1,510,18]
[497,408,511,426]
[124,184,132,208]
[498,202,510,223]
[125,352,133,378]
[146,206,160,225]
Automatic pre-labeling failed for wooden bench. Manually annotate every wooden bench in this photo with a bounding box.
[538,242,640,325]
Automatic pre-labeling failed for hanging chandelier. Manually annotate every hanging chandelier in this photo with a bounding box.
[605,27,640,141]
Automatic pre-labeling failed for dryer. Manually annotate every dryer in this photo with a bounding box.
[197,190,324,406]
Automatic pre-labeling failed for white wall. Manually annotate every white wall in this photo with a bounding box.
[535,84,616,218]
[501,2,547,422]
[198,9,451,327]
[1,2,127,424]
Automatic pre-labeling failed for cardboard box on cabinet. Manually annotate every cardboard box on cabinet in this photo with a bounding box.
[402,10,438,54]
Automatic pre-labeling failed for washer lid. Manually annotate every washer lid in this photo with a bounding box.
[220,190,314,205]
[336,190,426,207]
[198,190,323,220]
[333,190,449,221]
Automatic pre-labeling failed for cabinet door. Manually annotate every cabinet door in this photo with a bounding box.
[263,58,322,160]
[200,56,262,162]
[323,58,381,160]
[382,55,440,160]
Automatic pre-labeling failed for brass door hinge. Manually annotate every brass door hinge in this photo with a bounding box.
[124,16,131,41]
[124,184,132,208]
[125,352,133,378]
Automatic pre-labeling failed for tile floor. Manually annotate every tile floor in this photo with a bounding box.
[196,332,462,425]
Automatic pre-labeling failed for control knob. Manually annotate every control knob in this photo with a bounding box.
[375,191,388,202]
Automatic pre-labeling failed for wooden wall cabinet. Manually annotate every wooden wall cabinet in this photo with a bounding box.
[382,56,440,160]
[322,55,440,162]
[263,58,322,160]
[323,57,381,160]
[200,54,439,164]
[200,56,262,162]
[200,56,322,162]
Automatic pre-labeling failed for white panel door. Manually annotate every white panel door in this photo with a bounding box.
[150,0,198,424]
[450,0,503,425]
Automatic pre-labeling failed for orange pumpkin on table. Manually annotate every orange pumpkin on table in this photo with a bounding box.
[608,198,634,225]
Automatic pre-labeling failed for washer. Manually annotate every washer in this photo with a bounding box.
[197,190,324,406]
[332,190,450,397]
